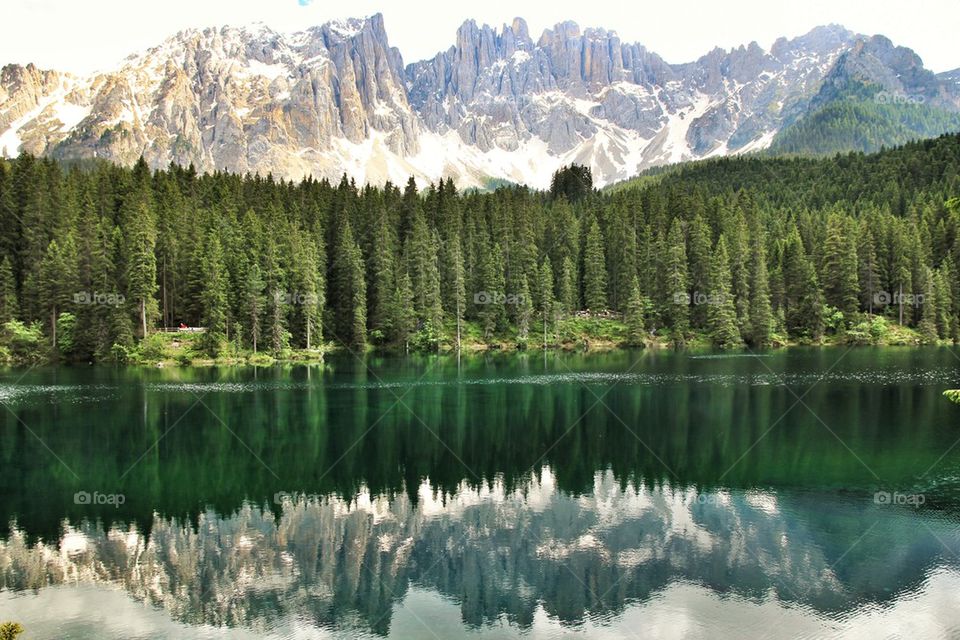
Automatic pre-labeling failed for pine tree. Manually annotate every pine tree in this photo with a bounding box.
[18,157,55,320]
[406,211,442,332]
[661,219,689,344]
[917,266,939,344]
[782,229,824,340]
[292,237,324,349]
[105,225,134,353]
[559,256,576,314]
[393,269,416,351]
[934,265,955,340]
[707,236,742,348]
[686,215,713,328]
[126,203,158,338]
[857,224,881,315]
[243,262,265,353]
[538,257,555,347]
[200,234,228,355]
[349,246,368,350]
[450,241,466,350]
[549,164,593,203]
[368,207,397,342]
[478,243,507,340]
[545,199,579,307]
[607,205,637,311]
[727,210,752,333]
[0,257,19,324]
[330,218,367,347]
[889,223,914,326]
[262,236,289,354]
[516,276,533,344]
[821,214,859,317]
[624,274,646,347]
[746,230,774,346]
[38,236,78,348]
[583,217,607,311]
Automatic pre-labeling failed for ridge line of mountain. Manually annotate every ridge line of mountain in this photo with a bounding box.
[1,14,958,188]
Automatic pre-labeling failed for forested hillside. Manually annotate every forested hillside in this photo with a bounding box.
[0,133,959,362]
[765,31,960,157]
[769,93,960,156]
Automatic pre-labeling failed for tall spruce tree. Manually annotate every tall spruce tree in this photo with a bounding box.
[559,256,576,315]
[624,275,646,347]
[661,219,689,343]
[917,266,939,343]
[516,276,533,343]
[538,257,555,347]
[687,215,713,328]
[822,214,859,317]
[746,229,774,346]
[707,236,742,348]
[243,262,265,353]
[199,234,229,354]
[782,229,824,340]
[0,257,19,324]
[583,217,607,311]
[38,235,78,348]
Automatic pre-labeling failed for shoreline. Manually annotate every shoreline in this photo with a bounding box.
[3,331,955,369]
[0,312,952,369]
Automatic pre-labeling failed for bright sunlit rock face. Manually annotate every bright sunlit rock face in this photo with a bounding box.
[2,18,957,188]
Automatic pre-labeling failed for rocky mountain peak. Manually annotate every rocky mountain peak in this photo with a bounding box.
[1,18,956,189]
[813,33,959,110]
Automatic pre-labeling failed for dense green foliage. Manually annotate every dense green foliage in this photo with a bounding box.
[4,349,960,542]
[771,99,960,156]
[549,164,594,203]
[769,82,960,156]
[0,134,959,360]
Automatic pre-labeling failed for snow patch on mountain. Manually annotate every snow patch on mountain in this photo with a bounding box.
[53,102,91,132]
[1,17,955,187]
[0,83,74,155]
[246,60,288,81]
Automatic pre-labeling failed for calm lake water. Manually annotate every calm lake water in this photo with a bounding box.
[2,348,960,639]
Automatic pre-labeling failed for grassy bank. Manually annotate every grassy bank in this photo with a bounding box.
[451,313,938,353]
[0,313,947,369]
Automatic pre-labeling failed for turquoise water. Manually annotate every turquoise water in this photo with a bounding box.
[1,348,960,638]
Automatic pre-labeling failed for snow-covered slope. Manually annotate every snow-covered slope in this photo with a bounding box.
[0,17,956,188]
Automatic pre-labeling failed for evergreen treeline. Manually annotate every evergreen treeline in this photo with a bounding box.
[769,89,960,156]
[0,132,959,361]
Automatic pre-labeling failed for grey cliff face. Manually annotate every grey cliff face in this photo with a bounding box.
[0,16,956,188]
[7,16,418,178]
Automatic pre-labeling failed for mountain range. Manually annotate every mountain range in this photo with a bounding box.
[1,14,958,188]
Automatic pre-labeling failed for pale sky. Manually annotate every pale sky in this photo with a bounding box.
[2,0,958,74]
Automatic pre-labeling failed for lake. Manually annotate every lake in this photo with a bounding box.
[1,348,960,639]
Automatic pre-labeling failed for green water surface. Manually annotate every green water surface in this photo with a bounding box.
[1,348,960,638]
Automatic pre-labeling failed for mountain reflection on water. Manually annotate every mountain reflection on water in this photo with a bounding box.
[2,469,959,637]
[1,349,960,637]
